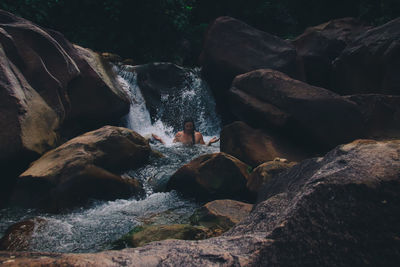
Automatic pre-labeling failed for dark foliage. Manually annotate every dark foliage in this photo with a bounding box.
[0,0,399,64]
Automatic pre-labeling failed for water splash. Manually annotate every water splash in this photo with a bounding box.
[115,64,221,145]
[27,192,197,252]
[115,65,175,144]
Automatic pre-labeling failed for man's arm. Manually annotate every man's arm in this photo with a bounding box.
[173,132,182,143]
[207,137,220,146]
[152,133,165,144]
[196,132,205,144]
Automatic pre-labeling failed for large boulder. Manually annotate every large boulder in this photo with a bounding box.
[0,218,46,251]
[0,42,60,205]
[190,199,253,234]
[61,44,130,137]
[199,16,303,115]
[2,139,400,266]
[0,9,130,137]
[166,152,251,201]
[220,121,308,167]
[229,69,365,150]
[11,126,150,211]
[0,9,130,200]
[293,17,369,89]
[332,17,400,95]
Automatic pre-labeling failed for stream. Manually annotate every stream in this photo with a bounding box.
[0,64,221,253]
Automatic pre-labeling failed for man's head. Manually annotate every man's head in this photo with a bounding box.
[183,117,195,134]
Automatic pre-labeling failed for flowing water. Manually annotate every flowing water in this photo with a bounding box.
[0,64,221,253]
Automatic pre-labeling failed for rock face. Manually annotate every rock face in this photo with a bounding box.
[220,121,307,167]
[293,17,368,88]
[2,139,399,266]
[115,224,209,249]
[332,17,400,95]
[247,160,297,197]
[344,94,400,138]
[166,152,251,201]
[0,218,46,251]
[190,199,253,233]
[0,40,60,205]
[199,16,303,112]
[0,9,130,200]
[60,44,130,137]
[11,126,150,211]
[229,69,365,150]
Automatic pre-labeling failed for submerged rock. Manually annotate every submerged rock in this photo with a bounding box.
[114,224,209,249]
[1,139,400,265]
[11,126,149,212]
[167,152,251,201]
[332,17,400,95]
[190,199,252,234]
[0,218,46,251]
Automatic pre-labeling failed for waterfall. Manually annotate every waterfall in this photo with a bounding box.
[114,63,221,145]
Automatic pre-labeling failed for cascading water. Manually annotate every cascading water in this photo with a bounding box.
[117,63,221,145]
[0,63,221,253]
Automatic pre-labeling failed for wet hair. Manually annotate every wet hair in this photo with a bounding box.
[183,117,195,144]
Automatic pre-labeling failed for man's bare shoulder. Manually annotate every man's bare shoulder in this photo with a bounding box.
[195,131,203,137]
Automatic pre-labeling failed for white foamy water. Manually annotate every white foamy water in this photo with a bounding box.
[116,64,221,146]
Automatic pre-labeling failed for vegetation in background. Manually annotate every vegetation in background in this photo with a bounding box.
[0,0,399,65]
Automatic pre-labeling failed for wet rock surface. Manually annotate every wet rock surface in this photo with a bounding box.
[0,218,46,251]
[114,224,209,249]
[129,62,189,124]
[190,199,253,233]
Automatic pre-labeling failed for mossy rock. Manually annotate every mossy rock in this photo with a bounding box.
[190,199,253,234]
[113,224,209,249]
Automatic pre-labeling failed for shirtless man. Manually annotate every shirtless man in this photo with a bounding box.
[152,118,219,146]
